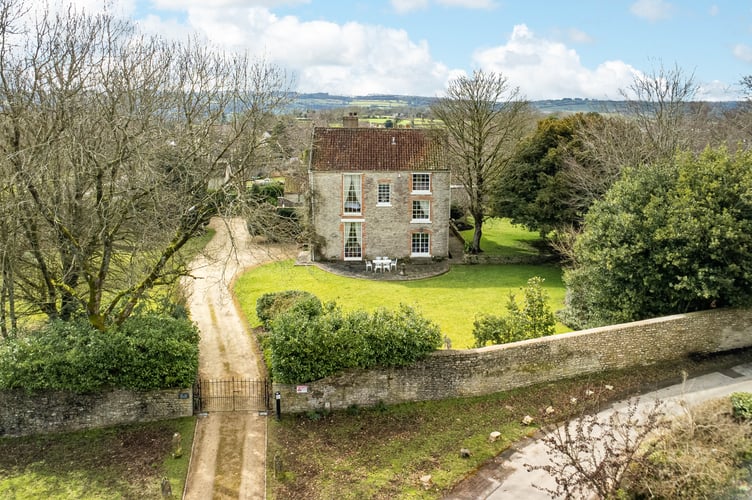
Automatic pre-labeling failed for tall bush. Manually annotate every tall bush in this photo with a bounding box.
[267,301,441,384]
[562,147,752,328]
[473,276,555,347]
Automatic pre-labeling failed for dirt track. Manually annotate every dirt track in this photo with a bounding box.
[183,218,294,499]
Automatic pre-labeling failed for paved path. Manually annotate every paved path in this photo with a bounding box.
[445,363,752,499]
[183,218,293,500]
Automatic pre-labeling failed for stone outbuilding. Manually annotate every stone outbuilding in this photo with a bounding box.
[308,116,451,262]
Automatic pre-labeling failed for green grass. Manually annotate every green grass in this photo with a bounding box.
[0,417,195,499]
[460,218,541,256]
[268,348,752,499]
[235,260,566,349]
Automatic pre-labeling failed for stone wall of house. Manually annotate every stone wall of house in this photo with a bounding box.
[274,308,752,413]
[311,170,451,261]
[0,388,193,437]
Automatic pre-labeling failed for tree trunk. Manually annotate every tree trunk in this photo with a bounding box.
[470,214,483,254]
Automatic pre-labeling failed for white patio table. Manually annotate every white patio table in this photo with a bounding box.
[373,257,392,272]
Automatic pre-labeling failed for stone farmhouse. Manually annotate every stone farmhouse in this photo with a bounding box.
[308,115,451,262]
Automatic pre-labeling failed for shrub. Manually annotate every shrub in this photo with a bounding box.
[256,290,322,328]
[267,300,441,384]
[731,392,752,420]
[473,276,555,347]
[0,314,199,392]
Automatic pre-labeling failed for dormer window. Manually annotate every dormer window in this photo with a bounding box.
[412,173,431,193]
[343,174,362,214]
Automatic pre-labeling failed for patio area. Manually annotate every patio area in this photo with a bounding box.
[294,233,465,281]
[298,253,452,281]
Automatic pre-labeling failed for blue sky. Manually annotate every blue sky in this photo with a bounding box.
[72,0,752,100]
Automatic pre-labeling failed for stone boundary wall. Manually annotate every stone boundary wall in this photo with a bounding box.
[274,308,752,413]
[0,388,193,438]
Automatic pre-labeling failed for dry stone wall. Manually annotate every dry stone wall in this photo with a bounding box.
[274,308,752,413]
[0,388,193,437]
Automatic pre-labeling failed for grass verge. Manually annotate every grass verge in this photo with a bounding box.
[267,348,752,499]
[0,417,195,499]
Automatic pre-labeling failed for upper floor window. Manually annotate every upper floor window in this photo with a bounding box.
[412,173,431,193]
[411,200,430,222]
[343,174,362,214]
[377,183,391,206]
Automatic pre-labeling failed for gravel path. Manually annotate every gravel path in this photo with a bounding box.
[182,218,294,500]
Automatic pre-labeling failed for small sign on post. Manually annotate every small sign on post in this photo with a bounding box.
[275,391,281,420]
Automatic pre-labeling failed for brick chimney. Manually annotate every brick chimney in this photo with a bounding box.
[343,112,358,128]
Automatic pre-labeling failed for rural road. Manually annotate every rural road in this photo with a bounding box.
[183,217,294,500]
[446,362,752,499]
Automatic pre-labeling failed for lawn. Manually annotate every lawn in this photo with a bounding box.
[235,260,566,349]
[0,417,195,499]
[459,218,541,255]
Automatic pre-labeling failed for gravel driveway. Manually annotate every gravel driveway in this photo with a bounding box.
[182,217,294,500]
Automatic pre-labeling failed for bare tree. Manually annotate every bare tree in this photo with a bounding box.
[528,397,666,499]
[620,61,700,160]
[0,1,292,331]
[430,70,532,254]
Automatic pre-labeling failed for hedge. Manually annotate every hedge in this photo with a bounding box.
[0,314,199,393]
[266,300,442,384]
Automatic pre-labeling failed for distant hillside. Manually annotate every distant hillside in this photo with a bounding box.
[290,92,741,116]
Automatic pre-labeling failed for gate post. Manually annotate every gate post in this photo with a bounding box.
[193,378,202,413]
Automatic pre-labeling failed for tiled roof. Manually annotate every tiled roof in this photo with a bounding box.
[310,127,448,172]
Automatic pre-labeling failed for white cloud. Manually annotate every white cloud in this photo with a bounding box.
[733,44,752,63]
[709,4,719,16]
[629,0,676,22]
[139,6,454,96]
[567,28,593,44]
[473,24,639,100]
[392,0,496,13]
[435,0,497,8]
[391,0,429,14]
[696,79,739,101]
[151,0,309,10]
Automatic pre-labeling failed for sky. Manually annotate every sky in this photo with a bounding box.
[67,0,752,100]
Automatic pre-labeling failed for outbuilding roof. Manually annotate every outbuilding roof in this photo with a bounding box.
[309,127,448,172]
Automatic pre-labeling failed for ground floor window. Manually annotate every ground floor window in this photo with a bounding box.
[344,222,362,260]
[411,232,430,256]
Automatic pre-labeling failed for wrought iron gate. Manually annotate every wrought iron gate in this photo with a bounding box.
[193,378,270,412]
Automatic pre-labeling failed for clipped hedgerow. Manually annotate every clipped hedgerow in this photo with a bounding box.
[0,314,199,393]
[268,301,441,384]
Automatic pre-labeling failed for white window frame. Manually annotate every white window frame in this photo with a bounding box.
[343,174,362,215]
[411,172,431,194]
[411,199,430,222]
[377,183,391,206]
[343,222,363,260]
[411,232,430,257]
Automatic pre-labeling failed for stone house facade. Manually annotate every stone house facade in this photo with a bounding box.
[308,118,451,262]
